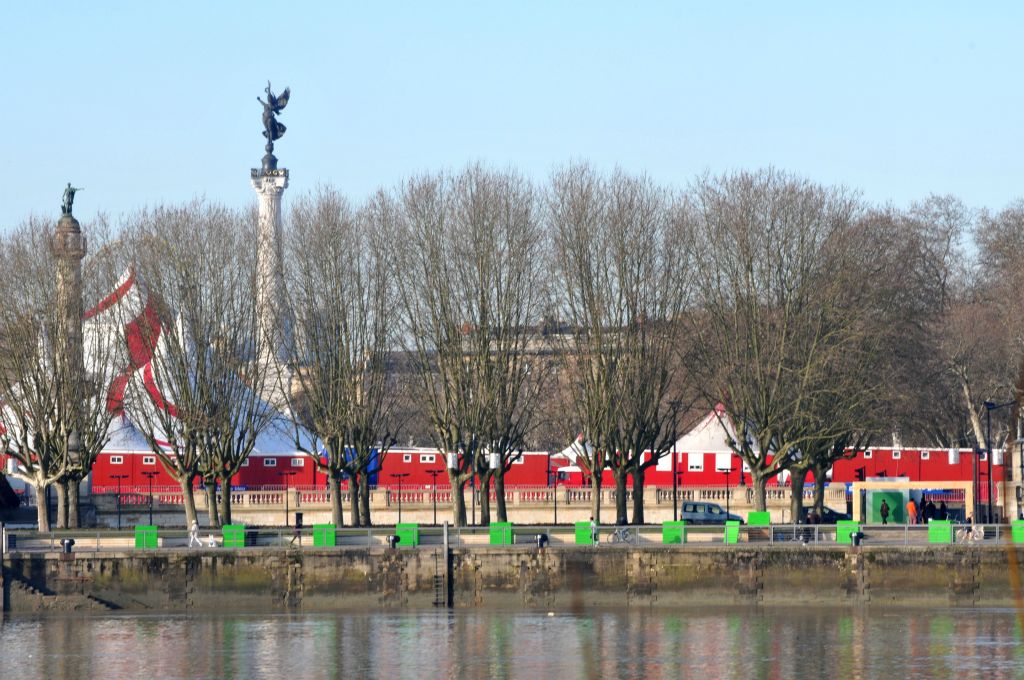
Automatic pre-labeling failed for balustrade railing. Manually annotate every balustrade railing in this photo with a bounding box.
[85,484,848,510]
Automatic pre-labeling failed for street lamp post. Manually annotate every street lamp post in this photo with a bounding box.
[278,470,296,526]
[984,400,1015,523]
[724,468,734,516]
[671,435,678,524]
[141,472,158,526]
[427,469,443,525]
[112,474,129,530]
[669,400,680,525]
[391,473,409,524]
[1018,437,1024,520]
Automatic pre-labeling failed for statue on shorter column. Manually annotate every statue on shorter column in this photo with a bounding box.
[61,183,84,216]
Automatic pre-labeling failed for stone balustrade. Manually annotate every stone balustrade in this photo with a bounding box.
[88,485,849,526]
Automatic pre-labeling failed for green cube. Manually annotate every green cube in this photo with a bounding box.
[1012,520,1024,544]
[395,523,419,547]
[134,525,157,549]
[747,512,771,526]
[928,519,953,544]
[662,521,687,544]
[836,520,860,545]
[313,524,336,547]
[222,524,246,548]
[724,520,741,544]
[575,521,595,545]
[489,522,514,545]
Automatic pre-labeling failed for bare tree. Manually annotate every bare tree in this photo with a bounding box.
[123,202,277,527]
[686,169,866,512]
[384,165,547,526]
[284,188,400,526]
[548,165,691,524]
[0,218,120,530]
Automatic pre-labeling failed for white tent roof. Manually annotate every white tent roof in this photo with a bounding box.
[655,406,758,471]
[104,416,160,453]
[555,434,593,465]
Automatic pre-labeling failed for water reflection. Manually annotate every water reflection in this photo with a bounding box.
[3,607,1023,679]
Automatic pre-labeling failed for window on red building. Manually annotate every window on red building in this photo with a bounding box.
[264,458,277,467]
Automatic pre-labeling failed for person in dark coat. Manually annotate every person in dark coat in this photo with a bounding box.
[880,499,890,525]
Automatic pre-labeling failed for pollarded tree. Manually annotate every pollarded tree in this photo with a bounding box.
[284,188,400,527]
[123,202,278,527]
[548,164,692,525]
[686,169,865,512]
[0,218,121,530]
[384,165,547,526]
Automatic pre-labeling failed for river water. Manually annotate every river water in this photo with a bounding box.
[2,607,1023,679]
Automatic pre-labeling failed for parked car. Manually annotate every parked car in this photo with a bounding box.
[802,506,851,524]
[679,501,745,525]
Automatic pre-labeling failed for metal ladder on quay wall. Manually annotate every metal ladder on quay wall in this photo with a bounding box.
[432,551,445,607]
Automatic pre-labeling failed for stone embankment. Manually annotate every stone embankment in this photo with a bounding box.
[3,546,1022,613]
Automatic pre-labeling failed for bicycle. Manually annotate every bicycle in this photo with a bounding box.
[955,524,985,544]
[607,526,632,544]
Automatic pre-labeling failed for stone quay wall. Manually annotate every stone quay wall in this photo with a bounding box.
[4,546,1023,614]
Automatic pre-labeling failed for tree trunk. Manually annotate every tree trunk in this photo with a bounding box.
[55,480,68,529]
[630,467,645,525]
[204,479,220,527]
[359,473,371,526]
[218,476,232,526]
[67,478,80,528]
[328,472,344,526]
[179,476,198,529]
[613,468,628,525]
[960,377,987,449]
[590,475,603,525]
[811,464,827,514]
[478,470,492,527]
[494,471,508,523]
[751,472,768,512]
[789,469,807,523]
[349,474,360,527]
[35,483,50,532]
[448,474,467,527]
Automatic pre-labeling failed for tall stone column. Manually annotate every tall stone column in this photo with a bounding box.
[51,211,87,415]
[51,207,87,528]
[251,167,292,411]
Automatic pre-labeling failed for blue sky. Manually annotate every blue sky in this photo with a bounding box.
[3,2,1023,228]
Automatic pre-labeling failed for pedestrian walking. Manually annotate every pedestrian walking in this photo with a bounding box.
[939,501,948,520]
[906,498,917,525]
[590,516,598,546]
[880,499,890,525]
[188,520,202,548]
